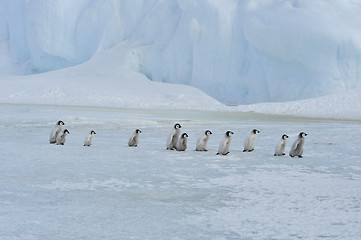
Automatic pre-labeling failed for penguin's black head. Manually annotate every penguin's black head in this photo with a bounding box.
[135,129,142,134]
[182,133,188,138]
[282,134,289,140]
[91,130,96,134]
[226,131,234,137]
[299,132,307,138]
[205,130,212,135]
[64,129,69,134]
[57,120,64,126]
[174,123,181,129]
[252,129,260,134]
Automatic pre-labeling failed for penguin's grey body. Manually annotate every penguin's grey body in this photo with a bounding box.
[274,134,288,156]
[217,131,234,155]
[128,129,141,147]
[289,132,307,158]
[243,129,260,152]
[196,130,212,151]
[84,130,96,146]
[176,133,188,151]
[49,120,64,144]
[56,129,69,145]
[166,123,181,150]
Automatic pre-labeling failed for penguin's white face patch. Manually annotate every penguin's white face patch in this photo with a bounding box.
[301,132,307,138]
[226,131,234,137]
[206,130,212,136]
[175,124,181,129]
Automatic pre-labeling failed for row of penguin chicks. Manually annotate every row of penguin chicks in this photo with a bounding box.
[50,121,307,158]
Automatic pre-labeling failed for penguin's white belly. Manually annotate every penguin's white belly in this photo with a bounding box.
[274,140,286,156]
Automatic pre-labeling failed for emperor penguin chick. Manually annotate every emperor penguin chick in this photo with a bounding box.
[56,129,70,145]
[176,133,188,151]
[84,130,96,146]
[289,132,307,158]
[243,129,260,152]
[274,134,288,156]
[196,130,212,151]
[49,120,64,144]
[128,129,142,147]
[217,131,234,155]
[166,123,181,150]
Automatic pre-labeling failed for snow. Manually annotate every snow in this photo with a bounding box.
[0,40,360,120]
[233,88,361,120]
[1,50,361,238]
[0,43,223,110]
[1,1,361,239]
[1,0,361,104]
[1,104,361,240]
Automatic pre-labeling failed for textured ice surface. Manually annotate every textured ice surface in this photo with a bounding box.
[1,0,361,104]
[1,104,360,239]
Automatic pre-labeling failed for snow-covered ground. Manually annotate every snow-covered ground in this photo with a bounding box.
[1,2,361,238]
[0,43,223,110]
[1,104,361,240]
[233,88,361,120]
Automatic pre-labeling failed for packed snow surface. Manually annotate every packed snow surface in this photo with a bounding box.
[1,104,361,240]
[1,1,361,239]
[1,0,361,104]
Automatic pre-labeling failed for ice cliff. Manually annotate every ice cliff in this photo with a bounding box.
[1,0,361,104]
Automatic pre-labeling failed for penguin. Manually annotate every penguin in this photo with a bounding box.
[166,123,182,150]
[289,132,307,158]
[196,130,212,151]
[128,129,141,147]
[243,129,260,152]
[49,120,64,144]
[274,134,288,156]
[56,129,70,145]
[217,131,234,155]
[84,130,96,146]
[176,133,188,151]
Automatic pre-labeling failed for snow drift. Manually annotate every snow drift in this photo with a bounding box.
[1,0,361,105]
[0,43,223,110]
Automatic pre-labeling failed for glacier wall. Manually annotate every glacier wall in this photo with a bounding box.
[1,0,361,104]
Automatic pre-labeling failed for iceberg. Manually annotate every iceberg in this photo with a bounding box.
[0,0,361,105]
